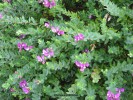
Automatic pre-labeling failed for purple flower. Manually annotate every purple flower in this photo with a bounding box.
[19,80,27,88]
[75,61,90,72]
[22,87,30,94]
[85,62,89,67]
[49,0,56,8]
[51,26,65,35]
[43,0,50,8]
[50,26,65,35]
[107,90,120,100]
[24,46,33,51]
[80,63,87,72]
[43,0,56,8]
[44,22,50,28]
[17,42,27,52]
[57,30,65,35]
[80,67,86,72]
[0,13,3,19]
[17,43,23,52]
[21,42,27,48]
[17,42,33,52]
[107,88,125,100]
[78,34,84,39]
[51,26,59,33]
[37,55,46,64]
[74,33,84,42]
[19,80,30,94]
[75,61,82,67]
[42,48,54,58]
[116,88,125,93]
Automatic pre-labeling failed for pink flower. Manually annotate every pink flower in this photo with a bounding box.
[107,90,120,100]
[75,61,90,72]
[22,87,30,94]
[85,62,89,67]
[49,0,56,8]
[80,67,86,72]
[0,13,3,19]
[17,42,33,52]
[24,46,33,51]
[51,26,65,35]
[21,43,27,48]
[42,48,54,58]
[19,80,30,94]
[44,22,50,28]
[17,43,23,52]
[116,88,125,93]
[43,0,50,8]
[80,63,86,72]
[19,80,27,88]
[107,88,124,100]
[43,0,56,8]
[37,55,46,64]
[57,30,65,35]
[74,33,84,42]
[51,26,59,33]
[75,61,82,67]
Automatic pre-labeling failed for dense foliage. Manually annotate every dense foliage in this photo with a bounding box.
[0,0,133,100]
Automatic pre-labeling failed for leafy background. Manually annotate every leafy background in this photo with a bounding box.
[0,0,133,100]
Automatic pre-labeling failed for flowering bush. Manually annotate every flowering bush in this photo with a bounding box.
[0,0,133,100]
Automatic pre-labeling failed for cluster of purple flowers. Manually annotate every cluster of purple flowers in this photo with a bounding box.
[17,42,33,52]
[107,88,124,100]
[44,22,65,35]
[37,48,54,64]
[74,33,84,42]
[19,80,30,94]
[75,61,89,72]
[43,0,56,8]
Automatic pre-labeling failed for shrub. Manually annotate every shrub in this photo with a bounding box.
[0,0,133,100]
